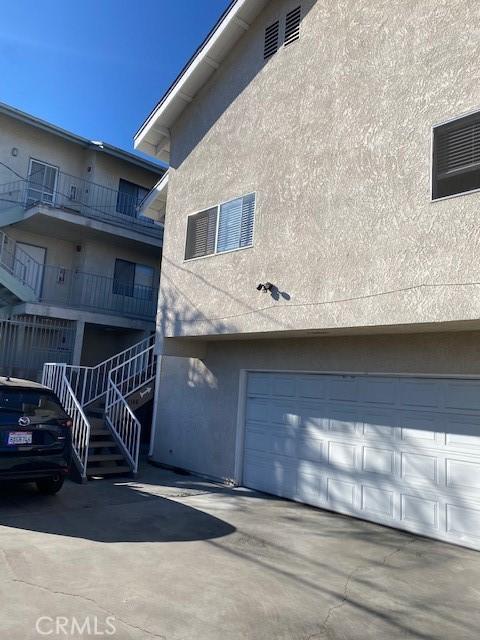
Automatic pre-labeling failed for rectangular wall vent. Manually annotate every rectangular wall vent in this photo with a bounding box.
[284,5,301,46]
[264,21,280,59]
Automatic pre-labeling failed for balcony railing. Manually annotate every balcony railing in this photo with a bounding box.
[0,171,163,238]
[0,231,157,320]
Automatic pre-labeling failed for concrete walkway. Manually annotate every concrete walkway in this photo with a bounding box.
[0,463,479,639]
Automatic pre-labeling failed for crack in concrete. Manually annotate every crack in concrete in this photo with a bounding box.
[0,548,166,640]
[314,536,418,639]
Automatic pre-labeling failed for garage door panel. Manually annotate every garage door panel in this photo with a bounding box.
[445,457,480,492]
[360,485,395,519]
[444,380,480,412]
[298,401,329,435]
[297,436,325,463]
[243,372,480,550]
[247,373,272,396]
[270,400,299,427]
[328,441,356,470]
[362,446,395,477]
[328,377,358,402]
[271,375,297,398]
[246,397,269,423]
[398,411,439,444]
[326,478,357,511]
[297,376,326,399]
[445,416,480,449]
[400,451,438,485]
[328,407,358,436]
[398,379,442,408]
[357,377,397,405]
[360,410,397,440]
[446,502,480,541]
[400,493,440,531]
[296,470,325,504]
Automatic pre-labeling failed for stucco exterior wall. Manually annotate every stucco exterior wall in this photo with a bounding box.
[0,112,160,195]
[153,330,480,480]
[160,0,480,339]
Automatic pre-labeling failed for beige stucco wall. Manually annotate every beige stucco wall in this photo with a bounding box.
[6,227,159,304]
[159,0,480,339]
[153,330,480,480]
[0,113,160,197]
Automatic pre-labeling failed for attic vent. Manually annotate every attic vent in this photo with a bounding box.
[284,5,301,46]
[433,112,480,199]
[264,21,280,59]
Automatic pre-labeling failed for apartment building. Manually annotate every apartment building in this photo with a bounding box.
[136,0,480,549]
[0,102,164,380]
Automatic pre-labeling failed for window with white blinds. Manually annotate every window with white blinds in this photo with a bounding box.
[433,113,480,199]
[184,194,256,260]
[217,193,255,253]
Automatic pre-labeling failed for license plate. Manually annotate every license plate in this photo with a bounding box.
[8,431,32,446]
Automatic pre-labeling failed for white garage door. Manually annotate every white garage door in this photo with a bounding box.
[243,372,480,550]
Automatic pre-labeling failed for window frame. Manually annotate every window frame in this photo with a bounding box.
[116,178,149,217]
[27,157,59,206]
[112,258,155,299]
[431,108,480,203]
[183,192,257,262]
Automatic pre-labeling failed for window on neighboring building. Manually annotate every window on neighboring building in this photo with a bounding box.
[116,179,149,217]
[432,112,480,200]
[184,193,256,260]
[26,159,58,207]
[113,259,154,298]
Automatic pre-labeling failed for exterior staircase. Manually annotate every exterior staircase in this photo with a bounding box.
[43,334,157,481]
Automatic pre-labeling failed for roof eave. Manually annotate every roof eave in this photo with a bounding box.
[134,0,269,161]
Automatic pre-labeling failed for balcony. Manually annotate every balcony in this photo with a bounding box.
[0,232,157,321]
[0,170,163,241]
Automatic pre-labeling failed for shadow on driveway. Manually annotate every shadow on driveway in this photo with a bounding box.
[0,467,236,543]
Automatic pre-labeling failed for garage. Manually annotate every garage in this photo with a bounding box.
[242,371,480,550]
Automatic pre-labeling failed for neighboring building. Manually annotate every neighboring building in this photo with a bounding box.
[136,0,480,550]
[0,102,164,379]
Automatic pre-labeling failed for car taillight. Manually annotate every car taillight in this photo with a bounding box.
[61,419,73,428]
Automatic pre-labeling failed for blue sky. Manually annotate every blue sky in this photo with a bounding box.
[0,0,230,160]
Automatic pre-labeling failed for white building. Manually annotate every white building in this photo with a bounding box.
[0,102,164,380]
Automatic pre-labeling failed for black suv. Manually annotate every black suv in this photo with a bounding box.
[0,377,72,494]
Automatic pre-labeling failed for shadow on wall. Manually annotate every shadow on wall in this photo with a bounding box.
[160,256,295,335]
[156,275,239,341]
[169,0,317,170]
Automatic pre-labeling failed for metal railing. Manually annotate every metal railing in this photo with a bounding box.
[43,363,91,480]
[0,230,157,320]
[0,315,75,382]
[0,231,44,294]
[105,339,157,473]
[43,334,157,476]
[39,265,156,319]
[0,171,163,238]
[52,334,156,407]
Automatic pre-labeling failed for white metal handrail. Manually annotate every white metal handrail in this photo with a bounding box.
[105,341,157,473]
[43,363,91,479]
[44,334,155,408]
[105,382,141,473]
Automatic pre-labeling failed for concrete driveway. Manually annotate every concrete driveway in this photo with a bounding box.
[0,464,479,640]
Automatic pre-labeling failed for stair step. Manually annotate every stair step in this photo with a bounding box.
[89,417,105,428]
[88,453,125,462]
[90,428,111,436]
[87,465,131,476]
[87,407,104,416]
[88,439,118,448]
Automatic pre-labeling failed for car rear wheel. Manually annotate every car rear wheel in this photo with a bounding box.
[36,475,65,495]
